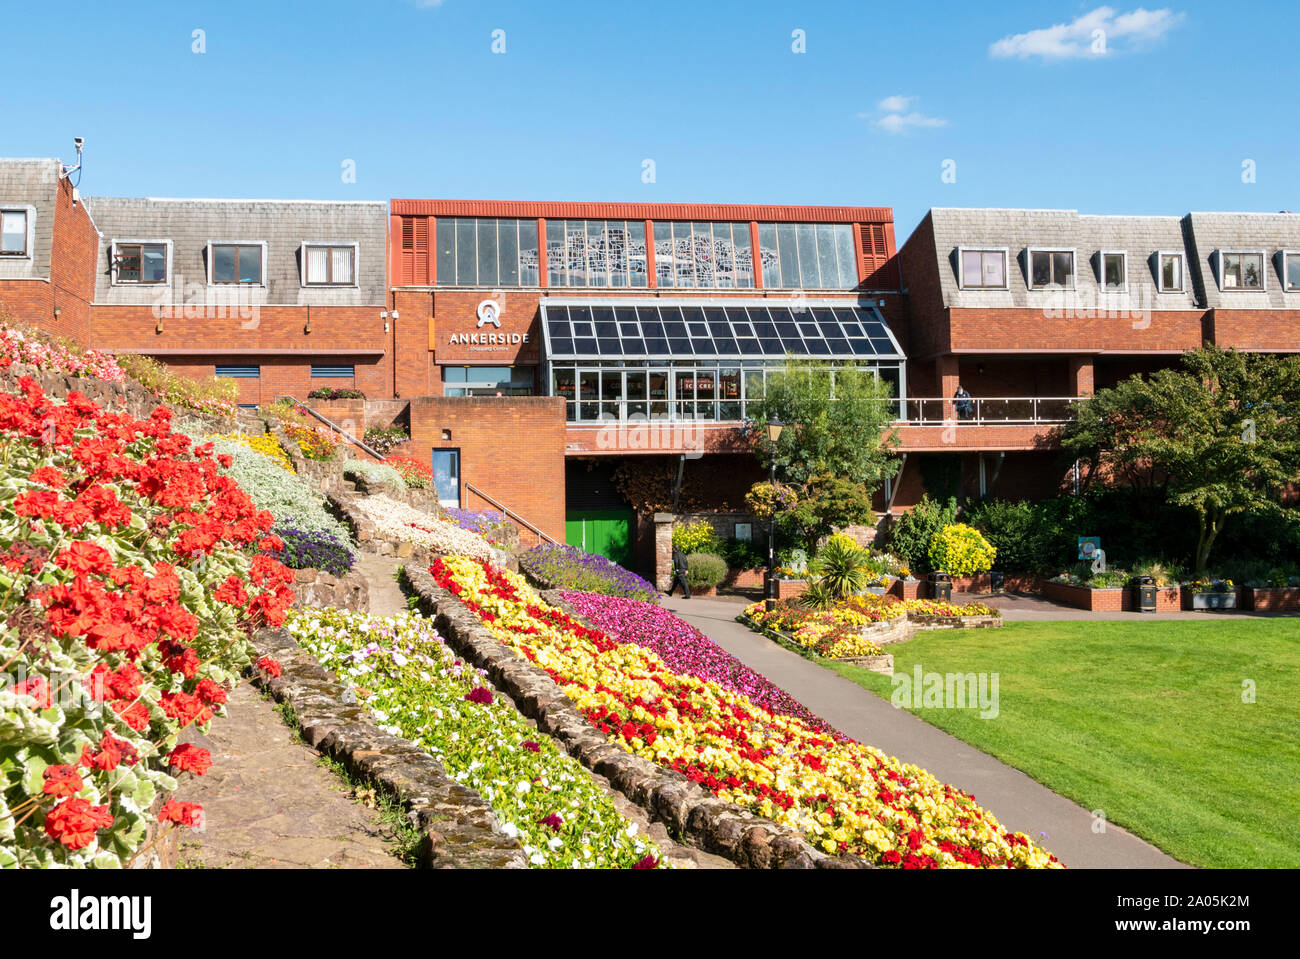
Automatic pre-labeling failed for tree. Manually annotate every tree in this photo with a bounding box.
[1059,346,1300,572]
[778,472,876,544]
[745,359,900,539]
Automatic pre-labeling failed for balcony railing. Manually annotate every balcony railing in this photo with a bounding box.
[562,395,1082,426]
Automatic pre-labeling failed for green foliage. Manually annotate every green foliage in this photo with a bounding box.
[718,537,766,571]
[814,537,872,598]
[799,579,837,611]
[1130,559,1184,587]
[747,359,900,493]
[684,552,728,590]
[966,497,1092,574]
[928,524,997,577]
[885,495,958,574]
[1061,346,1300,571]
[117,352,238,417]
[778,473,877,546]
[672,520,719,554]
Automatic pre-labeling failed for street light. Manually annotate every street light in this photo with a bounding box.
[765,417,784,612]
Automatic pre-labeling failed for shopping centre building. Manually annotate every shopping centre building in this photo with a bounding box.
[4,153,1299,575]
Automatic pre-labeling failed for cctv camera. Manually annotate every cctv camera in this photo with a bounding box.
[73,137,84,150]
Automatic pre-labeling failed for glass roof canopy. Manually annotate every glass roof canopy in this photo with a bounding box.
[540,298,904,362]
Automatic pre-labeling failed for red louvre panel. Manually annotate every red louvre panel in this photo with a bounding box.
[397,215,431,285]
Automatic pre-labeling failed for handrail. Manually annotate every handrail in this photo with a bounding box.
[465,483,560,547]
[275,395,386,460]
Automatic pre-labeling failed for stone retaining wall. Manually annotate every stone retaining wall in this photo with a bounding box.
[290,566,369,612]
[403,565,869,870]
[248,626,528,868]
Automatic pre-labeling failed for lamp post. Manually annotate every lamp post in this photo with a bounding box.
[765,417,784,612]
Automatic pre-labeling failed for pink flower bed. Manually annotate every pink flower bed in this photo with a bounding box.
[0,324,125,382]
[560,591,839,737]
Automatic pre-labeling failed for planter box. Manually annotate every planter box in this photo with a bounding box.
[1182,588,1239,611]
[831,653,894,675]
[908,614,1004,629]
[722,567,765,589]
[1042,581,1181,612]
[765,576,809,602]
[1242,586,1300,611]
[888,578,923,600]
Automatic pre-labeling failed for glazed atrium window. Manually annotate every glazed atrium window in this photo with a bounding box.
[546,220,648,288]
[436,217,541,286]
[1220,251,1264,290]
[1028,250,1075,289]
[542,299,904,423]
[652,222,753,289]
[1,210,27,255]
[441,366,535,397]
[114,243,168,283]
[211,243,263,284]
[958,249,1006,289]
[756,223,856,289]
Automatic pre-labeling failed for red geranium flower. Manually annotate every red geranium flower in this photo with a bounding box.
[42,765,85,799]
[44,797,114,850]
[157,799,203,829]
[256,656,282,678]
[167,743,214,776]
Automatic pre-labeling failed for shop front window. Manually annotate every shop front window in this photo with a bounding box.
[442,366,535,397]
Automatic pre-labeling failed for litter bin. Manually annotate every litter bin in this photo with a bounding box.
[928,571,952,602]
[1132,575,1158,613]
[989,571,1005,594]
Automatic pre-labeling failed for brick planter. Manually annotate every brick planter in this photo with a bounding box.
[1042,581,1180,612]
[722,567,765,589]
[1242,587,1300,611]
[766,576,809,601]
[887,578,923,600]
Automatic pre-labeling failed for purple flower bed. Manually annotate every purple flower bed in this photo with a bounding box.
[522,544,658,602]
[444,507,512,540]
[561,591,840,737]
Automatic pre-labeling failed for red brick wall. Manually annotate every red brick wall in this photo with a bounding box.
[1210,309,1300,351]
[947,308,1207,353]
[408,395,567,541]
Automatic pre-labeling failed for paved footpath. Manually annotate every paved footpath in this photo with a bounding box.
[662,593,1187,869]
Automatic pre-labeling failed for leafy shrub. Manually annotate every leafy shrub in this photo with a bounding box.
[307,387,365,400]
[1129,558,1183,587]
[744,481,798,520]
[719,537,766,571]
[383,454,432,489]
[967,497,1093,574]
[344,458,407,489]
[518,543,658,601]
[684,552,728,590]
[928,524,997,577]
[673,519,719,554]
[365,425,410,455]
[885,495,957,574]
[116,353,237,417]
[268,527,355,576]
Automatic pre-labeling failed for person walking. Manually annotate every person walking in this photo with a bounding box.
[666,545,692,599]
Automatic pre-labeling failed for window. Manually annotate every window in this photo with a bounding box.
[310,364,354,378]
[1220,251,1264,290]
[756,223,853,289]
[958,248,1007,289]
[544,220,649,288]
[302,244,356,285]
[114,242,169,284]
[1101,251,1127,291]
[436,217,540,286]
[1,210,28,255]
[1284,252,1300,292]
[1028,249,1075,289]
[210,243,264,284]
[214,365,260,378]
[1157,252,1184,292]
[441,366,535,396]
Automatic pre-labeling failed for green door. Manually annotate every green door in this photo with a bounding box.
[565,509,633,567]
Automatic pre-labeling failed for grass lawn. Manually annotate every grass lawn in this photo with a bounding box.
[827,619,1300,868]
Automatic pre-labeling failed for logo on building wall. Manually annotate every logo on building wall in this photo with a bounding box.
[476,299,502,328]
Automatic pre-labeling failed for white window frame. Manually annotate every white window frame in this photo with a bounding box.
[1025,247,1078,290]
[0,205,35,258]
[110,239,173,286]
[300,241,360,287]
[1098,250,1128,293]
[956,246,1010,290]
[206,240,268,286]
[1156,251,1185,293]
[1282,250,1300,293]
[1216,250,1267,292]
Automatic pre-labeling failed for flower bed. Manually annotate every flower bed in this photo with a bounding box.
[741,600,890,659]
[431,556,1061,868]
[0,377,295,867]
[0,322,125,382]
[343,458,408,489]
[520,543,658,602]
[212,431,293,472]
[352,494,494,561]
[285,607,665,868]
[445,508,515,547]
[282,421,339,461]
[561,592,838,735]
[383,454,432,489]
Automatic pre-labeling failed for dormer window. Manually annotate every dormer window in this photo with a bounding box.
[958,248,1007,289]
[1157,252,1184,292]
[209,242,265,284]
[1028,249,1075,289]
[1,209,29,256]
[112,241,170,284]
[1284,251,1300,292]
[301,242,357,286]
[1100,251,1127,291]
[1219,251,1264,290]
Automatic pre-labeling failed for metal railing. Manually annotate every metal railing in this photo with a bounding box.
[274,395,386,460]
[561,395,1083,426]
[465,483,561,547]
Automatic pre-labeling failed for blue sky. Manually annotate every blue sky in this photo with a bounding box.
[4,0,1297,236]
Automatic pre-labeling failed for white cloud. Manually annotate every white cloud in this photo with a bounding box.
[409,0,446,8]
[989,6,1184,61]
[866,95,947,134]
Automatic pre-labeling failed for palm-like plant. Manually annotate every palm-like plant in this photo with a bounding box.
[815,537,871,599]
